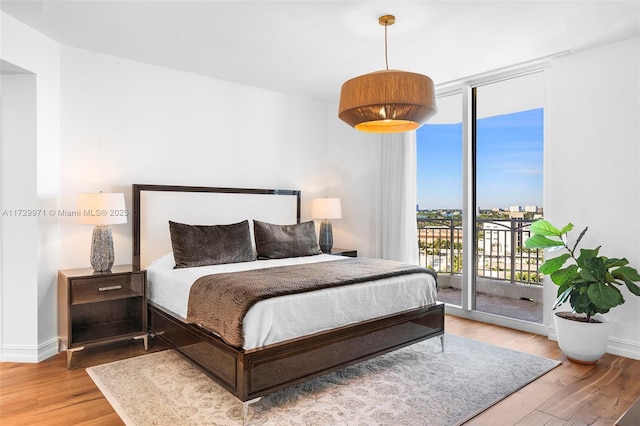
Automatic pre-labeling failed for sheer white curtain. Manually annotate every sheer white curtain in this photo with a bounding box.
[377,131,419,264]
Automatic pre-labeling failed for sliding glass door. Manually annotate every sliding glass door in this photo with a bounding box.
[473,72,545,323]
[417,69,546,330]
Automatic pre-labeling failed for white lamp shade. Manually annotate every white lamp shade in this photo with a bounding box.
[311,198,342,220]
[76,192,127,225]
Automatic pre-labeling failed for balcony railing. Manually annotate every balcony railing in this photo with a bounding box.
[417,217,543,285]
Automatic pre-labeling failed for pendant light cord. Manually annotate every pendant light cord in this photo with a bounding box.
[384,23,389,70]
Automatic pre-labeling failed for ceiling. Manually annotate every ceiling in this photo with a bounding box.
[2,1,639,103]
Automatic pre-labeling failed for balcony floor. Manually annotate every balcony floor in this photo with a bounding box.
[437,287,543,323]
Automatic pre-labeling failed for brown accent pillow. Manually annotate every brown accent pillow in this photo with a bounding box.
[253,220,321,259]
[169,220,255,268]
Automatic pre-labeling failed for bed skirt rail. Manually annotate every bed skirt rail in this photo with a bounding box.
[148,302,445,402]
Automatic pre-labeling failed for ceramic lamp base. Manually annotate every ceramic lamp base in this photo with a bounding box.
[319,220,333,253]
[90,225,114,272]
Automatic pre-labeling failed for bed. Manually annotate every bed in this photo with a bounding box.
[132,184,444,405]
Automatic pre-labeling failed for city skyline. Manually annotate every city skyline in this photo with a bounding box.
[416,108,543,210]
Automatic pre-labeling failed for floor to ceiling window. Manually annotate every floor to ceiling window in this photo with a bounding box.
[417,68,546,331]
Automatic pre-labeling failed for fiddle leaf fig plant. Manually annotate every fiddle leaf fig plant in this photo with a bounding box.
[525,220,640,322]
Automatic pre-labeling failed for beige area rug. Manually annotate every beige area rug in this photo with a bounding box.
[86,334,560,425]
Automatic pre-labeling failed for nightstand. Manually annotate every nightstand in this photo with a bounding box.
[58,265,148,368]
[328,248,357,257]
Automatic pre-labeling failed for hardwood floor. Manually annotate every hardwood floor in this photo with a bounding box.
[1,315,639,425]
[0,339,169,426]
[446,316,640,425]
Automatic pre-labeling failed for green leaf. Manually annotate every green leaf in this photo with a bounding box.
[577,247,600,261]
[587,282,624,310]
[612,265,640,282]
[539,253,571,274]
[556,280,573,295]
[524,235,564,249]
[605,257,629,269]
[578,269,596,283]
[571,291,591,313]
[618,275,640,296]
[582,256,607,282]
[612,265,640,296]
[553,287,572,309]
[559,223,575,235]
[550,264,579,286]
[530,220,565,237]
[576,247,600,269]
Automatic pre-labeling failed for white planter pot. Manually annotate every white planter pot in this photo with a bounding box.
[554,312,611,364]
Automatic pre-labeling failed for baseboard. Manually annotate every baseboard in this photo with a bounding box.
[1,337,59,363]
[444,304,550,336]
[608,338,640,360]
[37,337,60,361]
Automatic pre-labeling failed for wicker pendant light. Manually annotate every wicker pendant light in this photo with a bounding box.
[338,15,437,133]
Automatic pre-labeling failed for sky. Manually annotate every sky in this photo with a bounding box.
[416,108,543,210]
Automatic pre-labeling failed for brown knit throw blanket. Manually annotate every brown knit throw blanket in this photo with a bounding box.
[187,257,437,347]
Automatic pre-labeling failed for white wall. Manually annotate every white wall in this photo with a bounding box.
[1,73,38,360]
[0,12,61,362]
[547,37,640,359]
[58,46,331,269]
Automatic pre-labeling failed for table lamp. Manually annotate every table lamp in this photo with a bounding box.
[311,198,342,253]
[77,192,127,272]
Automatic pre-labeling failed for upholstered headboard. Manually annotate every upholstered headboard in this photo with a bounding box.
[132,184,301,269]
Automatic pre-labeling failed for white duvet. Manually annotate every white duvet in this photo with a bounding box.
[146,253,438,349]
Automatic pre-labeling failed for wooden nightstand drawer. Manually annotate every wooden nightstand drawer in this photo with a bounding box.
[71,273,144,304]
[58,265,148,368]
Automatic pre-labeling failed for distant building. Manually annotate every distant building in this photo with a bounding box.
[524,205,537,213]
[509,205,522,212]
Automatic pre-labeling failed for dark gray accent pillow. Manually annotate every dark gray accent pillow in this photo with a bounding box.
[169,220,256,268]
[253,220,321,259]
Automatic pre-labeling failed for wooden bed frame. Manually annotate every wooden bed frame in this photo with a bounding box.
[132,184,444,403]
